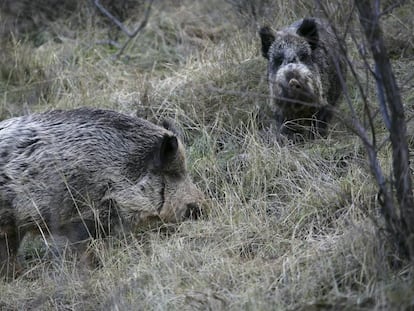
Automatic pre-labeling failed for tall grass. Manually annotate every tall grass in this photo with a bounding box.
[1,0,414,309]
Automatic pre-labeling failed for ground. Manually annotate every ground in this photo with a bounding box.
[0,0,414,310]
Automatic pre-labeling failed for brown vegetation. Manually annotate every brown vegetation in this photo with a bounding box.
[0,0,413,309]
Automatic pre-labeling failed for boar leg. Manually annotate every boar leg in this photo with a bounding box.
[0,209,20,280]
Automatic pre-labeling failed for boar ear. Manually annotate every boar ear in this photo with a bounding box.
[297,18,319,50]
[155,134,180,171]
[259,26,275,59]
[161,118,183,140]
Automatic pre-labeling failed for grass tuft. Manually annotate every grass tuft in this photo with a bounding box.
[1,0,414,309]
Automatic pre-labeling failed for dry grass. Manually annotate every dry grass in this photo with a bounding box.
[1,0,414,310]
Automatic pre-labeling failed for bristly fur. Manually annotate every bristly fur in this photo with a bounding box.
[0,108,204,279]
[259,18,347,139]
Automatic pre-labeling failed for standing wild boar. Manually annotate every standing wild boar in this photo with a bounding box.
[259,18,346,138]
[0,108,204,278]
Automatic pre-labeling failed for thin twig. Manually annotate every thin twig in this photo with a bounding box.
[95,39,122,49]
[94,0,154,59]
[315,0,406,257]
[94,0,133,36]
[379,0,407,17]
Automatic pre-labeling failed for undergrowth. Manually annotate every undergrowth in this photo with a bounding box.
[1,0,414,310]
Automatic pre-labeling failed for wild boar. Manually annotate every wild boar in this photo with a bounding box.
[259,18,347,138]
[0,108,204,278]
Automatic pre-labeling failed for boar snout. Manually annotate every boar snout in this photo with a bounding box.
[288,78,301,90]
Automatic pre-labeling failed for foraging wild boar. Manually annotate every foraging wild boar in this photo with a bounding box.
[259,18,346,138]
[0,108,204,277]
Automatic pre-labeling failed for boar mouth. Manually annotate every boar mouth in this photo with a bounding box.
[278,82,318,107]
[183,203,201,220]
[158,202,202,223]
[132,215,164,232]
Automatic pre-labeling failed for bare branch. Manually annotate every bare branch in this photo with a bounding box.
[315,0,414,260]
[356,0,414,259]
[94,0,133,36]
[95,39,122,49]
[115,0,153,59]
[375,64,391,130]
[379,0,407,17]
[94,0,154,58]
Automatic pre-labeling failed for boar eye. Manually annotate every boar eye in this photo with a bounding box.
[158,178,166,213]
[298,51,309,62]
[272,54,283,67]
